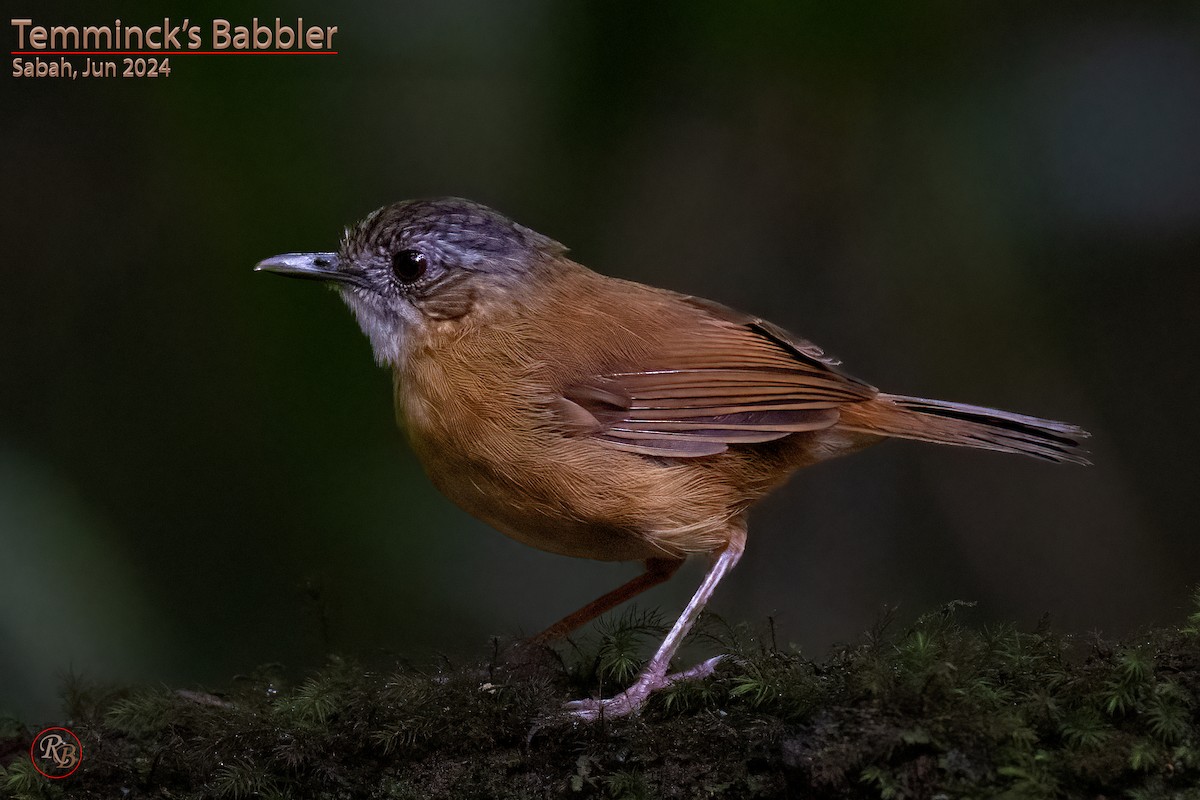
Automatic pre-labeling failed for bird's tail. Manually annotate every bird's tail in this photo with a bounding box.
[837,393,1090,465]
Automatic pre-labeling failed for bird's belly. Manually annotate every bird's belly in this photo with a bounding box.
[410,435,671,562]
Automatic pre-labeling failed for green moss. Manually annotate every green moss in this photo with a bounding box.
[3,593,1200,799]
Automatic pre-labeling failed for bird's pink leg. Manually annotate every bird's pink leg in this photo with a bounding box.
[566,527,745,721]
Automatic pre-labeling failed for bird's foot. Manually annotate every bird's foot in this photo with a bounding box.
[565,655,724,721]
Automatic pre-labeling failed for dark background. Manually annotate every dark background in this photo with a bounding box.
[3,1,1198,724]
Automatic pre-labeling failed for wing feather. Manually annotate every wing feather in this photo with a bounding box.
[558,295,876,458]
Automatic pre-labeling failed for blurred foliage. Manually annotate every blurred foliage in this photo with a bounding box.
[2,594,1200,798]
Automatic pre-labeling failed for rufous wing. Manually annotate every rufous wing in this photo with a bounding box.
[556,295,877,457]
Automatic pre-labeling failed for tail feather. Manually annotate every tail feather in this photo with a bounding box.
[838,393,1091,465]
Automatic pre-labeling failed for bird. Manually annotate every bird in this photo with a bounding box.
[256,197,1088,720]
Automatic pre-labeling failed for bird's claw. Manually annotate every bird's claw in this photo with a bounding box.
[565,655,725,721]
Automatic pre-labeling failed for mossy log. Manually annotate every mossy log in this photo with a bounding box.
[3,596,1199,799]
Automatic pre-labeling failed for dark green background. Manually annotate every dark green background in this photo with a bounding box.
[4,1,1198,724]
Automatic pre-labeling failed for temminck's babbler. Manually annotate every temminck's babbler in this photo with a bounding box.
[257,198,1088,720]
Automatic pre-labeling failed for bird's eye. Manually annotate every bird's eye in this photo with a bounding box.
[391,249,427,283]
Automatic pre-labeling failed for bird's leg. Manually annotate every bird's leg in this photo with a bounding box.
[566,527,746,721]
[533,557,683,643]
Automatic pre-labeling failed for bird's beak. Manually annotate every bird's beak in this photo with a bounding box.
[255,252,358,285]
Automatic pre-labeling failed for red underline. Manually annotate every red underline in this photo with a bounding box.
[11,50,337,55]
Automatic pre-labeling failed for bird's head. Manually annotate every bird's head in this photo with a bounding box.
[256,197,566,365]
